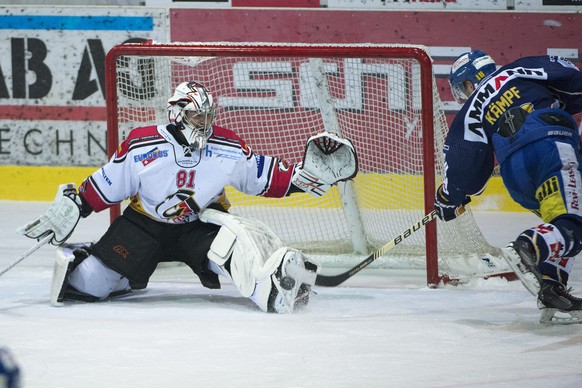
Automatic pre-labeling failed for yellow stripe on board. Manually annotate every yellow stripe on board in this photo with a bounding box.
[226,173,523,212]
[0,166,96,201]
[0,165,525,212]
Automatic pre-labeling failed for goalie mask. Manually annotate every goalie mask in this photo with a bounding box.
[167,81,217,150]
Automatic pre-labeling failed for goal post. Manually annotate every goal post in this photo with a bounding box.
[104,41,509,287]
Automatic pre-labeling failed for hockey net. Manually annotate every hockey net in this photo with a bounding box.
[105,41,510,286]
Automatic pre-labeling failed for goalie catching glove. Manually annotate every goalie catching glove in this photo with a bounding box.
[17,183,89,245]
[292,131,358,197]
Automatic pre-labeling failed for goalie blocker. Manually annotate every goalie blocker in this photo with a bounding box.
[17,183,85,245]
[291,131,358,197]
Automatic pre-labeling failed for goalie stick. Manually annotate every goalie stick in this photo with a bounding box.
[315,210,438,287]
[0,233,54,277]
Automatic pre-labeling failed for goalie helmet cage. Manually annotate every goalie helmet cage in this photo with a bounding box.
[105,41,506,287]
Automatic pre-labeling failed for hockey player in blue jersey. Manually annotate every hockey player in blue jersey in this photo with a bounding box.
[435,50,582,324]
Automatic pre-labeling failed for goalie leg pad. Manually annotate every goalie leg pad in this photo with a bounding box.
[67,254,130,300]
[207,224,237,267]
[51,244,89,306]
[52,244,130,306]
[201,209,285,297]
[201,209,319,313]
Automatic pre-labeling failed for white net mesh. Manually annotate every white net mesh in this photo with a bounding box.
[111,42,503,279]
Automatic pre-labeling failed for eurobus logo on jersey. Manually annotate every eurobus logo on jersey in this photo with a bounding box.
[134,147,168,166]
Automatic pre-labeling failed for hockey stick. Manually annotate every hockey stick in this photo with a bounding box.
[315,210,438,287]
[0,233,54,277]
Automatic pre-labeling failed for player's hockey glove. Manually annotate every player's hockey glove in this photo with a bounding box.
[434,184,470,221]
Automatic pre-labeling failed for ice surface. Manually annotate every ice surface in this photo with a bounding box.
[1,201,581,388]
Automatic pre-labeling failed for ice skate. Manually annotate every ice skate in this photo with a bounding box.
[501,240,542,296]
[538,280,582,325]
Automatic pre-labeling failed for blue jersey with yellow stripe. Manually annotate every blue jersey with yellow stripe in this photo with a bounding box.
[443,55,582,207]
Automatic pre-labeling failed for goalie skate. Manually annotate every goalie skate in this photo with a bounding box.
[500,241,541,297]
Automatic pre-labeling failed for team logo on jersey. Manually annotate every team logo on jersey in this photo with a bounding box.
[134,147,169,166]
[156,189,200,223]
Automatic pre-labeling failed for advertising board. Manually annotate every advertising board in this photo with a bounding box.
[0,8,168,166]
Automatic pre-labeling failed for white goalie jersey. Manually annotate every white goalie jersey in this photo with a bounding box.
[78,124,296,223]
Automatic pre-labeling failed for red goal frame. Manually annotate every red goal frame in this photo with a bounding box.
[104,42,440,286]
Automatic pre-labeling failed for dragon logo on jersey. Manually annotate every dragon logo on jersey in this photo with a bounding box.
[156,189,200,223]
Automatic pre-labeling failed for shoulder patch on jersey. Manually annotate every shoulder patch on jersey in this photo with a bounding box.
[210,126,242,143]
[116,126,165,159]
[127,126,164,145]
[208,126,247,149]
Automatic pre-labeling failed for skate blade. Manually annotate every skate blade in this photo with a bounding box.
[540,308,582,325]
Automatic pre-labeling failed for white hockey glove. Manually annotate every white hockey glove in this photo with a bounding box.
[17,183,82,245]
[292,131,358,197]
